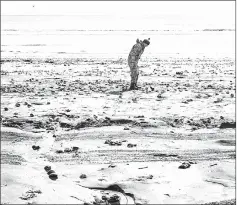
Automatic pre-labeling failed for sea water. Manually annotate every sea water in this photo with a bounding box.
[1,15,235,59]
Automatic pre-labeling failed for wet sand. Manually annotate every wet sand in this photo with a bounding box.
[1,57,235,204]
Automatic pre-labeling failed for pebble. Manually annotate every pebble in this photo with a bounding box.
[32,145,40,151]
[178,162,191,169]
[72,146,79,151]
[214,98,223,103]
[64,148,72,153]
[44,166,51,172]
[127,143,137,148]
[105,139,122,146]
[4,107,8,111]
[56,150,64,154]
[30,113,34,117]
[210,163,217,167]
[15,103,20,107]
[80,174,87,179]
[105,140,111,144]
[48,173,58,180]
[147,175,153,179]
[108,164,116,168]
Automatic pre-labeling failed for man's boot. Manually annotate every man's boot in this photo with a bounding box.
[134,74,139,89]
[129,83,136,90]
[134,84,139,90]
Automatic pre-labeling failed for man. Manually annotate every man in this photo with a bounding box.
[128,38,150,90]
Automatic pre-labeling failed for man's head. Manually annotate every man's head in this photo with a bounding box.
[143,38,150,47]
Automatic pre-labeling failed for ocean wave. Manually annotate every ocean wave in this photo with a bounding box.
[21,44,47,46]
[203,29,235,31]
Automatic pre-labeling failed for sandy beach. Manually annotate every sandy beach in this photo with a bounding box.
[1,1,236,204]
[1,55,235,204]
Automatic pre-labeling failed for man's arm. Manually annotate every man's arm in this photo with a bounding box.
[138,51,143,60]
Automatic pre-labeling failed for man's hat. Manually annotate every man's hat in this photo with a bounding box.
[143,38,150,45]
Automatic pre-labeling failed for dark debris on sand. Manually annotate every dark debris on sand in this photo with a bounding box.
[203,199,236,205]
[220,122,236,129]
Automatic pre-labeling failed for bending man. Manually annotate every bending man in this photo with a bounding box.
[128,38,150,90]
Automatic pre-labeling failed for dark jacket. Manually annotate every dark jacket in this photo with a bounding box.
[128,39,145,62]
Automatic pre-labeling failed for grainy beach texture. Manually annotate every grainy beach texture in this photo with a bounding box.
[1,2,235,204]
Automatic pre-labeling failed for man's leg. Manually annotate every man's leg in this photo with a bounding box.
[130,68,136,90]
[129,61,138,90]
[135,69,139,88]
[133,63,139,89]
